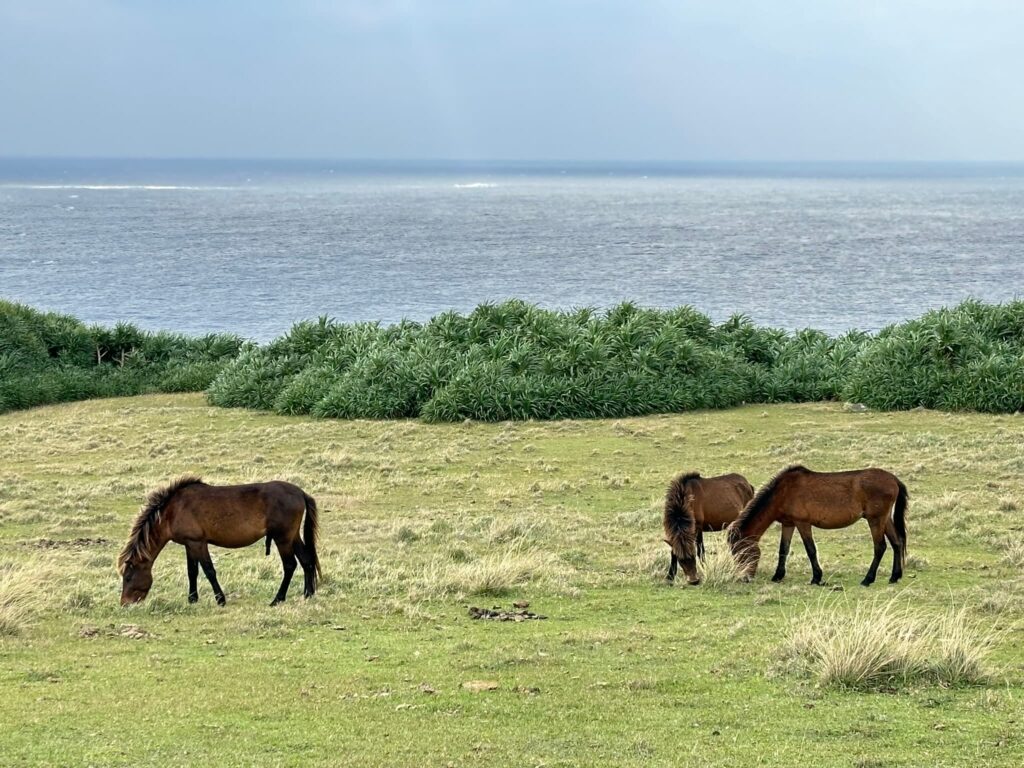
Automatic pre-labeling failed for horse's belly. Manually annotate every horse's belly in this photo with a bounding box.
[810,511,864,529]
[207,524,267,549]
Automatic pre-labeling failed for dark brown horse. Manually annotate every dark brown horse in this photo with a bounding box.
[118,477,321,606]
[727,465,908,586]
[664,471,755,585]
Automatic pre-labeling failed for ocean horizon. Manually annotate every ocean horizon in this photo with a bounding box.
[2,157,1022,341]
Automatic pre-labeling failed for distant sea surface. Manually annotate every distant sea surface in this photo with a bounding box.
[2,158,1022,341]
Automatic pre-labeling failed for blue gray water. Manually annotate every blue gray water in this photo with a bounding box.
[1,159,1022,341]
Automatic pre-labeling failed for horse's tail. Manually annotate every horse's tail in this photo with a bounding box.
[894,478,909,568]
[302,492,322,587]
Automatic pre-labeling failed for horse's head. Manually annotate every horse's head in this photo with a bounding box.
[726,521,760,581]
[120,560,154,605]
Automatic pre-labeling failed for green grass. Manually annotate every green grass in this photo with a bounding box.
[1,394,1022,766]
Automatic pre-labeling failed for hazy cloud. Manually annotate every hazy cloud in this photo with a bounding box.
[0,0,1021,160]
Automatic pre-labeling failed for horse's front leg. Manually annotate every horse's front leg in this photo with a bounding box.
[772,525,795,582]
[666,551,678,583]
[797,523,823,585]
[186,550,199,603]
[187,540,226,606]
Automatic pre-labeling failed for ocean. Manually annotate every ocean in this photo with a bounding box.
[2,159,1022,341]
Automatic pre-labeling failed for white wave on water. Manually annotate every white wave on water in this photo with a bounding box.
[4,184,241,191]
[453,182,498,189]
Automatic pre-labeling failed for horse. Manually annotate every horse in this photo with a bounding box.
[663,471,755,585]
[118,476,321,606]
[726,465,908,586]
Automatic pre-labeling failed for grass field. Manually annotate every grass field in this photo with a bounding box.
[1,394,1022,767]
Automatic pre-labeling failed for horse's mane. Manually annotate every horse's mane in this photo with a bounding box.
[729,465,808,542]
[117,476,204,573]
[664,472,701,544]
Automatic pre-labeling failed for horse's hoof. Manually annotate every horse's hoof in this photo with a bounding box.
[188,594,199,604]
[215,597,227,607]
[861,579,874,587]
[771,574,785,583]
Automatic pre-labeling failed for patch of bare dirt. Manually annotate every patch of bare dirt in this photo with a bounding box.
[77,623,154,640]
[31,537,109,549]
[468,601,547,622]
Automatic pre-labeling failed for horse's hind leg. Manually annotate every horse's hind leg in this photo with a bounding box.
[293,538,316,598]
[271,537,298,606]
[187,541,226,606]
[186,551,199,603]
[861,518,887,587]
[772,525,795,582]
[797,524,824,585]
[884,518,904,583]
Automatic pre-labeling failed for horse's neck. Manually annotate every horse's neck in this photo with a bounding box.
[143,516,173,564]
[739,491,785,541]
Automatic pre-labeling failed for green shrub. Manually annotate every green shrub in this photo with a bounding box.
[6,298,1023,421]
[842,301,1024,412]
[0,300,243,415]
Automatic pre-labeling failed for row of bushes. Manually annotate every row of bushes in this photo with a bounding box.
[205,299,1024,421]
[4,298,1020,420]
[0,300,244,414]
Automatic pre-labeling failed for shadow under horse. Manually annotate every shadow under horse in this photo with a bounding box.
[727,465,908,586]
[118,477,321,606]
[663,471,755,585]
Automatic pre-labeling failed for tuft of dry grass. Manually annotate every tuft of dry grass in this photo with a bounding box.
[414,542,563,599]
[1001,536,1024,569]
[781,596,996,690]
[0,561,50,635]
[698,546,746,589]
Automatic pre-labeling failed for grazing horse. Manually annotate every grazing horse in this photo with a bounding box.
[726,465,908,586]
[118,477,321,606]
[664,472,755,585]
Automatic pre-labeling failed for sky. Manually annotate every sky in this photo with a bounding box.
[1,0,1022,161]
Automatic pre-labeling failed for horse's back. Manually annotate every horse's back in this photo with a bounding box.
[169,480,309,548]
[696,473,754,528]
[801,467,900,498]
[181,480,307,504]
[793,467,902,525]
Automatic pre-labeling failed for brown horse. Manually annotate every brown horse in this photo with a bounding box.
[726,465,908,586]
[118,477,321,606]
[664,471,755,585]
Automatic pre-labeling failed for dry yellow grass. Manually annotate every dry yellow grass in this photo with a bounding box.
[782,595,998,689]
[0,560,50,635]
